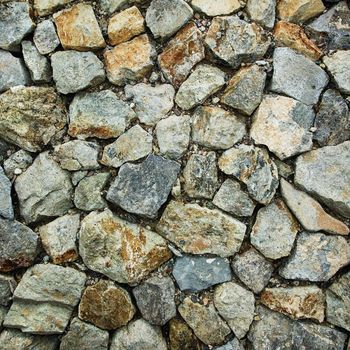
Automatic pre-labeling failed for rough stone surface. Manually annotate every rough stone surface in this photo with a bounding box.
[169,318,202,350]
[277,0,325,23]
[3,150,33,179]
[0,167,13,220]
[215,339,244,350]
[246,0,275,29]
[0,274,16,306]
[191,0,241,16]
[33,20,60,55]
[34,0,74,16]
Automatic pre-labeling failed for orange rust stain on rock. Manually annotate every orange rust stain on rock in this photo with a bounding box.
[68,125,117,139]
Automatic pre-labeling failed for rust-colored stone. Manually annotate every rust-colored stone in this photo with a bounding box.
[169,318,202,350]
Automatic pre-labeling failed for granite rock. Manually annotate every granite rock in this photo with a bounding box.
[246,0,276,29]
[33,20,60,55]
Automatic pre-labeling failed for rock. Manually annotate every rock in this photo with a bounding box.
[158,22,205,88]
[215,339,244,350]
[270,47,328,106]
[53,4,105,51]
[214,282,255,339]
[172,255,232,291]
[183,152,219,199]
[326,271,350,331]
[275,159,295,179]
[38,214,79,264]
[169,318,202,350]
[294,141,350,218]
[281,179,349,235]
[4,264,86,334]
[191,106,246,149]
[33,20,60,55]
[261,286,325,322]
[178,297,231,346]
[205,15,270,69]
[175,64,226,110]
[155,114,190,159]
[0,167,13,220]
[104,34,155,86]
[108,6,145,46]
[69,90,135,139]
[0,2,34,51]
[0,86,66,152]
[218,145,279,205]
[246,0,275,29]
[145,0,193,39]
[34,0,73,16]
[221,64,266,116]
[110,318,167,350]
[0,218,38,272]
[100,0,134,14]
[0,50,30,92]
[279,231,350,281]
[277,0,325,23]
[274,21,323,61]
[79,209,171,284]
[0,274,16,306]
[15,152,73,223]
[190,0,241,16]
[107,155,180,218]
[157,201,246,257]
[323,50,350,95]
[313,89,350,146]
[133,276,176,325]
[71,171,88,186]
[79,280,135,330]
[60,317,109,350]
[213,179,256,217]
[251,95,315,159]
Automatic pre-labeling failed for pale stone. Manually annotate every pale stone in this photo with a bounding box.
[34,0,73,16]
[246,0,276,29]
[191,0,241,16]
[33,20,60,55]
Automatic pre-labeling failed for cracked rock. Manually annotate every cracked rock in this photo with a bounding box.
[191,0,241,16]
[0,167,13,220]
[33,20,60,55]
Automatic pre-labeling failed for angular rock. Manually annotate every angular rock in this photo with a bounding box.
[191,0,241,16]
[192,106,246,149]
[0,167,13,220]
[0,274,16,306]
[277,0,325,23]
[79,209,172,284]
[3,150,33,179]
[215,339,244,350]
[270,47,328,105]
[279,231,350,281]
[218,145,279,205]
[69,90,135,139]
[172,255,232,291]
[104,34,155,86]
[157,201,246,257]
[169,318,202,350]
[71,171,88,186]
[175,64,226,110]
[33,20,60,55]
[246,0,276,29]
[34,0,73,16]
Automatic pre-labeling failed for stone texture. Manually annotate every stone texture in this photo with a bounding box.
[270,47,329,106]
[79,209,172,284]
[107,155,180,218]
[34,0,73,16]
[0,166,13,219]
[157,201,246,257]
[246,0,275,29]
[51,51,105,94]
[219,145,279,205]
[277,0,325,23]
[279,231,350,281]
[172,255,232,291]
[33,20,60,55]
[191,0,241,16]
[215,339,244,350]
[0,274,16,306]
[100,0,136,14]
[69,90,135,139]
[251,95,315,159]
[169,318,202,350]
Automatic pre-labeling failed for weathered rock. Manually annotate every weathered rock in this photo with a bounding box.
[191,0,241,16]
[215,339,244,350]
[155,114,190,159]
[172,255,232,291]
[69,90,135,139]
[100,0,135,14]
[175,64,226,110]
[158,22,205,88]
[279,231,350,281]
[104,34,155,86]
[38,214,79,264]
[178,298,231,346]
[2,148,35,180]
[277,0,325,23]
[0,219,38,272]
[107,155,180,218]
[157,201,246,257]
[0,274,16,306]
[205,15,270,69]
[34,0,73,16]
[219,145,279,205]
[169,318,202,350]
[60,317,109,350]
[275,159,295,179]
[133,276,176,325]
[281,179,349,235]
[71,171,88,186]
[246,0,275,29]
[4,264,86,334]
[125,83,174,125]
[79,209,172,284]
[33,20,60,55]
[214,282,255,339]
[0,167,13,220]
[192,106,246,149]
[251,95,315,159]
[294,141,350,218]
[0,2,34,51]
[270,47,328,106]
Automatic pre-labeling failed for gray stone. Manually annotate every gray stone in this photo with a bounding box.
[175,64,226,110]
[145,0,193,39]
[279,231,350,281]
[215,339,244,350]
[0,166,13,219]
[270,47,329,106]
[51,50,105,94]
[100,0,136,14]
[71,171,88,186]
[33,0,74,16]
[0,218,38,272]
[172,255,232,291]
[133,276,176,325]
[69,90,135,139]
[15,152,73,223]
[33,20,60,55]
[107,155,180,218]
[246,0,276,29]
[3,150,33,179]
[0,274,16,306]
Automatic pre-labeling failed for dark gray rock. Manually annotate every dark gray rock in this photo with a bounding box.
[0,274,16,306]
[33,20,60,55]
[0,166,13,219]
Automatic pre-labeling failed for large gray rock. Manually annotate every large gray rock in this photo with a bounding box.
[33,20,60,55]
[0,274,16,306]
[246,0,276,29]
[0,166,13,219]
